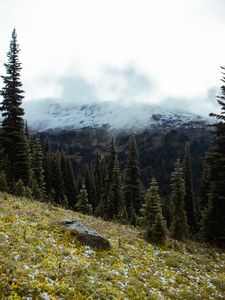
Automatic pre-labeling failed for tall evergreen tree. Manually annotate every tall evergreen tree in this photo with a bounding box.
[75,183,92,215]
[43,138,52,195]
[61,152,78,209]
[50,153,66,206]
[170,160,189,241]
[140,177,166,243]
[14,179,26,197]
[0,170,8,192]
[32,178,43,200]
[106,156,122,219]
[93,152,103,211]
[201,67,225,246]
[104,138,117,195]
[84,164,97,211]
[199,160,211,211]
[0,29,32,187]
[32,136,46,198]
[183,142,197,234]
[123,135,142,223]
[96,157,107,217]
[152,212,167,244]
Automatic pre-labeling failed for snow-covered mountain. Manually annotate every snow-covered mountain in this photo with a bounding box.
[23,99,207,132]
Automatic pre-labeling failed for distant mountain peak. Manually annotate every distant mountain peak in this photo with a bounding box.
[23,100,208,132]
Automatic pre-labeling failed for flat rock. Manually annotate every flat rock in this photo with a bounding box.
[61,218,111,249]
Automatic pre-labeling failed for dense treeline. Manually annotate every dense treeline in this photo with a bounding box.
[0,30,224,247]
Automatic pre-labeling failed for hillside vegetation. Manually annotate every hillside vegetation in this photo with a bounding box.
[0,194,224,299]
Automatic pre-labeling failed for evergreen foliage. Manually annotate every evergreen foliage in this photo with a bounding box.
[93,152,103,212]
[104,138,117,196]
[123,135,142,223]
[198,160,211,213]
[183,142,197,234]
[25,185,33,199]
[75,183,92,215]
[84,165,97,211]
[32,136,46,197]
[170,160,189,241]
[0,29,32,187]
[140,177,166,242]
[0,170,8,192]
[60,152,78,209]
[201,67,225,246]
[43,151,52,196]
[32,179,43,200]
[14,133,33,186]
[152,212,167,244]
[14,179,26,197]
[106,156,122,219]
[50,154,65,206]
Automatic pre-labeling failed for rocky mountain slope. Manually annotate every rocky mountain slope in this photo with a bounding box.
[0,194,224,299]
[23,100,208,132]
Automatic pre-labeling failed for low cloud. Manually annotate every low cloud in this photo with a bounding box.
[159,87,219,117]
[22,64,221,118]
[40,64,154,105]
[95,65,153,103]
[58,76,97,104]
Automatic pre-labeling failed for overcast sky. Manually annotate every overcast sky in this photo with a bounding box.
[0,0,225,115]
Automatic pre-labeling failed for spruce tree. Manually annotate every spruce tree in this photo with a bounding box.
[106,156,122,219]
[140,177,166,242]
[25,185,33,199]
[199,160,211,213]
[43,147,52,196]
[14,133,33,186]
[123,135,142,223]
[14,179,26,197]
[43,136,50,153]
[32,136,46,198]
[32,179,43,200]
[0,170,8,192]
[183,142,197,234]
[95,158,107,217]
[97,138,117,218]
[152,212,167,244]
[104,138,117,195]
[93,152,103,211]
[117,198,128,224]
[61,152,78,209]
[0,29,32,187]
[84,164,97,211]
[50,153,65,206]
[201,67,225,246]
[198,160,211,228]
[170,160,189,241]
[75,183,92,215]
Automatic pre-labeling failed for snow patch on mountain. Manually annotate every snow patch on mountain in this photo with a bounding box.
[23,99,207,131]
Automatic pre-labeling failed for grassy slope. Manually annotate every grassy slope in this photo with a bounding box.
[0,194,224,300]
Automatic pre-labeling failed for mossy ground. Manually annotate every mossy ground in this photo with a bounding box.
[0,193,224,300]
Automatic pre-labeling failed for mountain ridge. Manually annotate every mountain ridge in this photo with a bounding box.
[23,100,208,132]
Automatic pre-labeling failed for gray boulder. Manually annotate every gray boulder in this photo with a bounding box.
[61,218,111,249]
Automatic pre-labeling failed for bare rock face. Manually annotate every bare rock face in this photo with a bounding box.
[61,218,111,249]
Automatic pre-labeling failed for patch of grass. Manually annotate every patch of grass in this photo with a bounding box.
[0,193,224,299]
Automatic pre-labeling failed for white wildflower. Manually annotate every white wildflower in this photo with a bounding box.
[111,269,120,276]
[40,292,50,300]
